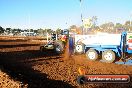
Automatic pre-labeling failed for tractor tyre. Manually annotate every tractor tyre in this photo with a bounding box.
[54,41,64,54]
[75,44,85,54]
[86,49,98,61]
[102,50,115,63]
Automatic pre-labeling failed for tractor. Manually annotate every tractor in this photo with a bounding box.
[40,29,69,54]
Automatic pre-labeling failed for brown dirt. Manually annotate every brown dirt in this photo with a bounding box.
[0,68,28,88]
[0,36,132,88]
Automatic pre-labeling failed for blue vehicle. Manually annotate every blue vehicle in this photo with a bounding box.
[75,31,132,63]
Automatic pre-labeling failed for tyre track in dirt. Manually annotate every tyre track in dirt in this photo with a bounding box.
[0,49,74,88]
[0,39,74,88]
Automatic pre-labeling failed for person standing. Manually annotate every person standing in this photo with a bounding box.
[69,35,74,56]
[61,34,67,47]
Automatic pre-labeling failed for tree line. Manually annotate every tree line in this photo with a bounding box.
[0,20,132,35]
[69,20,132,34]
[0,27,62,36]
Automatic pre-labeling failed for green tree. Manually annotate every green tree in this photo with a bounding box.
[37,28,44,35]
[124,21,132,31]
[69,25,78,32]
[12,28,21,35]
[114,23,124,33]
[30,29,34,32]
[125,21,131,26]
[115,23,123,29]
[6,28,11,34]
[108,22,114,33]
[56,28,62,34]
[0,26,5,34]
[45,29,53,34]
[100,22,114,32]
[34,29,38,34]
[91,16,98,28]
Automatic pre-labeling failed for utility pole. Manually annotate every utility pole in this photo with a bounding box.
[80,0,83,22]
[79,0,83,34]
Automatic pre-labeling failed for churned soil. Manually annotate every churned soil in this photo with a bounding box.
[0,36,132,88]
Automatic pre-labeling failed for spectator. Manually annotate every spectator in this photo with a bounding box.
[69,35,74,56]
[61,35,67,47]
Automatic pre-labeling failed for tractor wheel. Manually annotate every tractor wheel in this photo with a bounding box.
[86,49,98,61]
[102,50,115,63]
[55,41,64,54]
[75,44,85,54]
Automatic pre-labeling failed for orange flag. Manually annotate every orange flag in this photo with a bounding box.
[78,66,86,75]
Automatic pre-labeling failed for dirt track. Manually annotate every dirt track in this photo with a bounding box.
[0,37,132,88]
